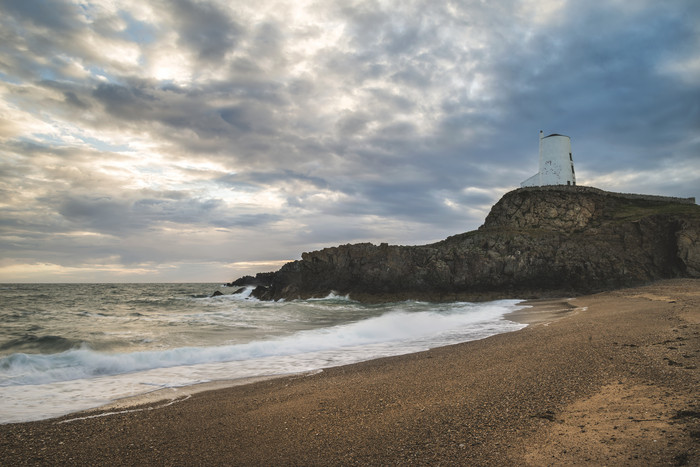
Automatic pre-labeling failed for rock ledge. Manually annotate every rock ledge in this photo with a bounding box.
[235,186,700,302]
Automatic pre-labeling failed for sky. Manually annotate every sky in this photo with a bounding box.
[0,0,698,283]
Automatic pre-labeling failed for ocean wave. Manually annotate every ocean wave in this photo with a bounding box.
[308,291,355,302]
[0,302,523,387]
[189,286,258,302]
[227,286,257,300]
[0,335,83,355]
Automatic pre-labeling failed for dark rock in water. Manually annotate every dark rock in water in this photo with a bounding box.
[227,275,254,287]
[252,285,269,298]
[211,290,224,297]
[235,186,699,302]
[226,272,275,287]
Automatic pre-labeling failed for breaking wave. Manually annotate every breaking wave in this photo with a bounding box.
[0,301,523,387]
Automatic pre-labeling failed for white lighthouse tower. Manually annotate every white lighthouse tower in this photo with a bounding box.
[521,131,576,187]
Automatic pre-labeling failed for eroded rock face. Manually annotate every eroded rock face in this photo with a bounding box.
[247,187,699,302]
[483,188,598,231]
[677,220,700,277]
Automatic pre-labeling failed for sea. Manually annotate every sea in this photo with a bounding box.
[0,283,528,424]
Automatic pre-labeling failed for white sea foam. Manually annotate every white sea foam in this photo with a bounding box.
[309,291,354,301]
[0,285,527,424]
[227,286,256,300]
[0,301,521,387]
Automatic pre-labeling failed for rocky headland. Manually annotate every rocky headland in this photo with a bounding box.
[238,186,699,302]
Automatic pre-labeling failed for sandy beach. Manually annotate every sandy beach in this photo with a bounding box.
[1,279,698,466]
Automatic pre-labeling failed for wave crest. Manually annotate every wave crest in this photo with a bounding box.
[0,301,524,387]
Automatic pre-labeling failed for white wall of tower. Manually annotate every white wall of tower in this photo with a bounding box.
[521,131,576,187]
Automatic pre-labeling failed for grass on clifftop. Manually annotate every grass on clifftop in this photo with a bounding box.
[609,201,700,222]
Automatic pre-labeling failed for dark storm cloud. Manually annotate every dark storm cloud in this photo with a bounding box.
[0,1,141,85]
[168,0,244,63]
[339,181,455,222]
[0,0,79,32]
[63,91,90,109]
[53,194,281,235]
[57,196,132,232]
[240,171,329,190]
[92,83,156,120]
[212,213,281,229]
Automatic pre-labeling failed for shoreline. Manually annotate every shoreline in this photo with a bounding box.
[85,372,321,414]
[1,279,698,465]
[81,297,554,417]
[506,297,580,325]
[0,293,525,426]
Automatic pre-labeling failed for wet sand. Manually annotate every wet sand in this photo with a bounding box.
[1,279,698,465]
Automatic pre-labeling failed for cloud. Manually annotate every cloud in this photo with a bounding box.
[168,0,244,63]
[0,0,79,32]
[0,0,698,281]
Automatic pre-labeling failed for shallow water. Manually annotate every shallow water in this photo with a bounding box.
[0,283,526,423]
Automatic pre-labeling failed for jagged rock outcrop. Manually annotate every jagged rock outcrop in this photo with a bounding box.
[243,186,699,302]
[226,272,275,288]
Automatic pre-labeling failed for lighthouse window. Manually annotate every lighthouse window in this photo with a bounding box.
[569,153,572,161]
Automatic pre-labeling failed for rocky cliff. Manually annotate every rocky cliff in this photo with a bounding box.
[244,186,700,302]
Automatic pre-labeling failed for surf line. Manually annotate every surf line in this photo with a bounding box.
[55,395,192,424]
